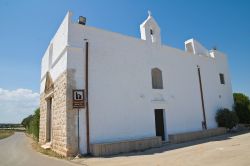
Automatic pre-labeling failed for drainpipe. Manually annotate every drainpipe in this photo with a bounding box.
[197,65,207,130]
[84,39,90,154]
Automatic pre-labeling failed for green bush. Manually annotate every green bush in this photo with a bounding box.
[21,108,40,140]
[233,93,250,124]
[216,108,239,129]
[21,115,33,129]
[32,108,40,139]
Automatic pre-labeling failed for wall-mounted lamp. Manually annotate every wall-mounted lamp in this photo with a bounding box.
[78,16,86,25]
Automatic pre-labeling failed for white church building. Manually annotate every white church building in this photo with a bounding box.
[39,11,233,156]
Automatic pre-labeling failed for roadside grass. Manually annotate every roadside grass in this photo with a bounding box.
[0,129,14,139]
[27,134,73,160]
[31,141,66,159]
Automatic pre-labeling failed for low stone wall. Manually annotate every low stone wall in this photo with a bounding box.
[168,127,227,144]
[90,136,162,156]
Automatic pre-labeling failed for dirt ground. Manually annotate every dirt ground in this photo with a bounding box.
[72,131,250,166]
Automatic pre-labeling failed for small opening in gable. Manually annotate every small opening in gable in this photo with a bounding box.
[150,29,153,35]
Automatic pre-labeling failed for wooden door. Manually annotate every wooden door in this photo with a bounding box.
[154,109,165,141]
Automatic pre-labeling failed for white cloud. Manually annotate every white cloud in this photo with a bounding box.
[0,88,39,123]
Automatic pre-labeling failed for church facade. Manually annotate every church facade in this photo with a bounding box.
[39,11,233,156]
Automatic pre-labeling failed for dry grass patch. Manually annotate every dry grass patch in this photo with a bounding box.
[26,133,80,160]
[0,129,14,139]
[30,138,75,160]
[31,141,65,158]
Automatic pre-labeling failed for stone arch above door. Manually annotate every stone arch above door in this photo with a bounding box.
[44,72,54,94]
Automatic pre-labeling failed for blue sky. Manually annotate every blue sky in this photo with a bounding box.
[0,0,249,123]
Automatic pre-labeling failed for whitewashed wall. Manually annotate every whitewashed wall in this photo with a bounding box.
[40,12,71,93]
[67,18,233,148]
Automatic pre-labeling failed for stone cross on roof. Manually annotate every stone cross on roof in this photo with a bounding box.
[148,10,152,17]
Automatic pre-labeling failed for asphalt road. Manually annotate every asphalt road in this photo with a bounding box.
[0,132,77,166]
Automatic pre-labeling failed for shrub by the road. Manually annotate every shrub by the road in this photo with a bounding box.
[233,93,250,124]
[216,108,239,129]
[22,108,40,140]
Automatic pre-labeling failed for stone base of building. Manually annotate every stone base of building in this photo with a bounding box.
[90,136,162,156]
[168,127,227,144]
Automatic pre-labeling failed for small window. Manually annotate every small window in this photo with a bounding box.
[152,68,163,89]
[219,73,225,84]
[185,42,194,54]
[150,29,153,35]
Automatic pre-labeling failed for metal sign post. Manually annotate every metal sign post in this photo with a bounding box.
[73,90,85,157]
[77,108,80,157]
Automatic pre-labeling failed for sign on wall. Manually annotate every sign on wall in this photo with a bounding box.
[73,90,85,108]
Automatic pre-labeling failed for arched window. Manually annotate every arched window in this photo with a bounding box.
[151,68,163,89]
